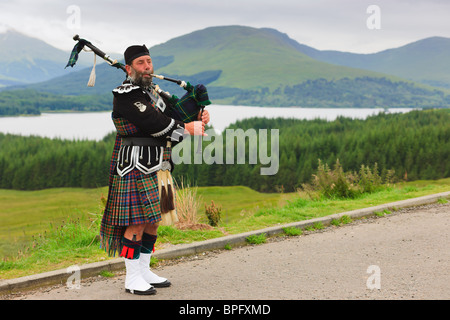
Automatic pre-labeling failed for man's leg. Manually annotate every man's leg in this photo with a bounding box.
[140,222,171,287]
[121,224,156,295]
[124,224,146,241]
[143,222,158,236]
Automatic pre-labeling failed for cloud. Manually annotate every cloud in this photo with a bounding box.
[0,0,449,54]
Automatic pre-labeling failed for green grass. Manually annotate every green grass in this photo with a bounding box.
[283,226,303,236]
[331,215,353,226]
[196,186,296,224]
[205,179,450,236]
[0,178,449,279]
[0,187,108,258]
[246,233,267,245]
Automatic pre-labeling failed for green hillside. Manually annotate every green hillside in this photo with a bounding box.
[151,26,391,90]
[0,30,90,86]
[5,26,394,93]
[301,36,450,89]
[1,26,450,113]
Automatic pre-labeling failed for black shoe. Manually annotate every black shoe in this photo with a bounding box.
[151,280,171,288]
[125,287,157,295]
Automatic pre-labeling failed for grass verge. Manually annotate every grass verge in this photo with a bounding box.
[0,178,449,280]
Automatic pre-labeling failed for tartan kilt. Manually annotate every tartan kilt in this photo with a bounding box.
[100,168,161,256]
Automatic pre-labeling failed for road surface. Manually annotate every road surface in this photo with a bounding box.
[7,202,450,301]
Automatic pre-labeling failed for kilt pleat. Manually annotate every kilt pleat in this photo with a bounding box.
[100,168,162,256]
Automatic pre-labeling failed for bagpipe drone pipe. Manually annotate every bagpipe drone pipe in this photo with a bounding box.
[65,35,211,124]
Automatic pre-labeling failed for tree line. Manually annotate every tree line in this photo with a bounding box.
[0,89,112,116]
[0,109,448,191]
[2,77,450,117]
[230,77,450,108]
[174,109,450,192]
[0,132,115,190]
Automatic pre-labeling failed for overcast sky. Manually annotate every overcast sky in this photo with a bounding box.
[1,0,449,55]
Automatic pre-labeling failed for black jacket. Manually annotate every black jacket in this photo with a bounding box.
[112,81,185,176]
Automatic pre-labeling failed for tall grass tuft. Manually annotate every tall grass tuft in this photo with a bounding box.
[174,178,202,225]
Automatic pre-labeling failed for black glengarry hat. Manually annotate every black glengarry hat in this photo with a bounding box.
[124,45,150,65]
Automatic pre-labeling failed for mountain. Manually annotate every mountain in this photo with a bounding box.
[150,26,395,90]
[1,26,450,114]
[0,30,90,87]
[10,26,391,94]
[296,36,450,89]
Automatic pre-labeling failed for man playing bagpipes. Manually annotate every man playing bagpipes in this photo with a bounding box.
[96,44,210,295]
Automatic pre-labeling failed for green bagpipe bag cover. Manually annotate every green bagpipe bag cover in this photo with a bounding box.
[165,82,211,123]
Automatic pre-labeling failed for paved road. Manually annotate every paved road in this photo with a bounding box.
[9,203,450,300]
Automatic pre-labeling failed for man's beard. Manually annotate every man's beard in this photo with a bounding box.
[129,67,153,87]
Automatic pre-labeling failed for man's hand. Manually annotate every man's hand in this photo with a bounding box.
[198,109,210,124]
[184,121,207,136]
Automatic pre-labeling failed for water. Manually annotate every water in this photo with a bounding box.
[0,111,115,141]
[0,105,413,141]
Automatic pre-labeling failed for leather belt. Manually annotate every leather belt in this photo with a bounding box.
[121,137,164,146]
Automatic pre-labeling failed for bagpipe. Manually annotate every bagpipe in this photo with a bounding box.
[65,34,211,123]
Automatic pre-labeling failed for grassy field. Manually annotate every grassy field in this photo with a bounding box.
[0,185,293,258]
[0,178,449,279]
[0,187,108,257]
[196,186,296,223]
